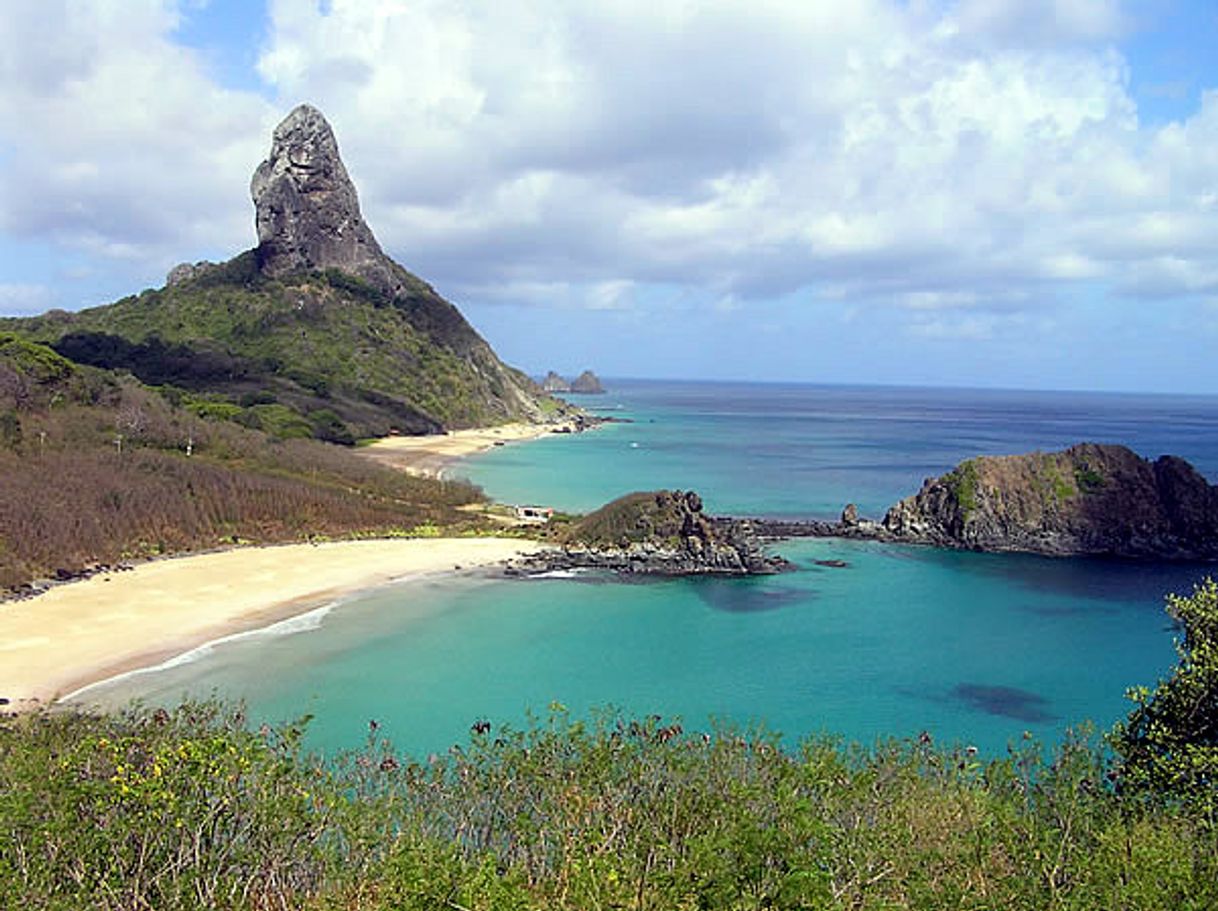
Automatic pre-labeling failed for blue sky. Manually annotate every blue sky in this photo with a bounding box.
[2,0,1217,393]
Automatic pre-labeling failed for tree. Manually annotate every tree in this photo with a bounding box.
[1112,577,1218,811]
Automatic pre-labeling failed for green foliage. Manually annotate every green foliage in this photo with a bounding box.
[308,408,356,445]
[245,403,314,440]
[1049,470,1077,501]
[1112,578,1218,813]
[1,253,560,434]
[1075,465,1106,493]
[948,459,980,514]
[0,332,77,384]
[3,702,1218,910]
[565,489,701,548]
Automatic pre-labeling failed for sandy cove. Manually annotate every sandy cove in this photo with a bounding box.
[359,421,573,478]
[0,537,546,711]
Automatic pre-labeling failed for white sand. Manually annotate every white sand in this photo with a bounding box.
[0,537,544,710]
[359,422,574,478]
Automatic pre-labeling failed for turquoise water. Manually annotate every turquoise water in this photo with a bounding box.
[74,381,1218,758]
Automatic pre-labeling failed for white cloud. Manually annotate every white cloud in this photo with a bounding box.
[0,0,1216,344]
[245,0,1218,318]
[0,0,274,277]
[0,283,54,315]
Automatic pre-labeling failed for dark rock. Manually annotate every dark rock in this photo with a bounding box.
[841,503,859,527]
[166,261,214,286]
[251,104,404,295]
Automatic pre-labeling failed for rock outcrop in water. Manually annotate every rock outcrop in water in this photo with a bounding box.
[509,490,789,576]
[570,370,606,394]
[880,443,1218,560]
[541,370,605,394]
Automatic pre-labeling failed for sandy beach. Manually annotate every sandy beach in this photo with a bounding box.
[0,537,545,710]
[359,421,574,478]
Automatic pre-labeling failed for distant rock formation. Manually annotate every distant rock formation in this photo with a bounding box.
[881,443,1218,560]
[541,370,606,394]
[509,490,789,576]
[251,104,409,297]
[569,370,606,394]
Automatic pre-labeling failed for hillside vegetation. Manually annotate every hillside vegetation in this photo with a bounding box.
[1,255,564,442]
[2,697,1214,910]
[0,333,487,592]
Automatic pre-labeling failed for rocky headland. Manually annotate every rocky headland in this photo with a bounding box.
[878,443,1218,560]
[507,490,789,576]
[753,444,1218,561]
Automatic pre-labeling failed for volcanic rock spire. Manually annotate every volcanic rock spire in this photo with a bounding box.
[251,104,401,293]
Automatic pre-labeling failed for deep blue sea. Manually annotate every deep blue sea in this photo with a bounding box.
[74,381,1218,759]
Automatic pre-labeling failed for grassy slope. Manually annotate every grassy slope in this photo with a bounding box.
[0,334,491,591]
[1,252,563,439]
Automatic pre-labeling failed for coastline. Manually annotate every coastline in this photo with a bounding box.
[358,421,575,478]
[0,537,546,712]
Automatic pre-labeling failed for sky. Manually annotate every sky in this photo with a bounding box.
[1,0,1217,394]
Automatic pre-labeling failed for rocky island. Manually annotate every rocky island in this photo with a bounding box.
[540,370,606,394]
[879,443,1218,560]
[508,489,789,576]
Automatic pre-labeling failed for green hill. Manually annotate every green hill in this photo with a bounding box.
[3,252,563,441]
[0,104,571,444]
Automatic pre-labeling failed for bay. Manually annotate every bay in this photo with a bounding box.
[76,381,1218,758]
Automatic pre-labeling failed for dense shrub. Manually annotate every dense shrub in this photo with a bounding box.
[2,701,1216,910]
[1112,578,1218,814]
[0,367,485,590]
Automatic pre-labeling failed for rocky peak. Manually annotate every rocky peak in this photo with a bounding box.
[542,371,571,393]
[250,104,400,294]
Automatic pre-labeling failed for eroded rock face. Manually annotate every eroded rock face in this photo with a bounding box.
[251,105,399,293]
[880,443,1218,560]
[570,370,606,394]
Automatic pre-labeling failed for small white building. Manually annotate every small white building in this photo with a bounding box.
[514,505,555,523]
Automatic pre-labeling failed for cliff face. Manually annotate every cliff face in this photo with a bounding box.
[882,443,1218,560]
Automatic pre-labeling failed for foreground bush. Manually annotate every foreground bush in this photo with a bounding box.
[2,700,1216,910]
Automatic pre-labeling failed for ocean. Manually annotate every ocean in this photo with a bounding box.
[73,380,1218,758]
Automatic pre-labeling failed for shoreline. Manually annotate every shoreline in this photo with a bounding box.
[358,421,577,479]
[0,537,547,712]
